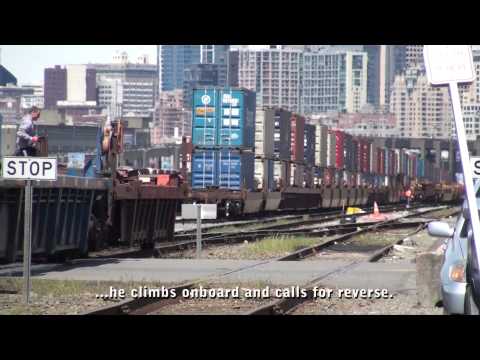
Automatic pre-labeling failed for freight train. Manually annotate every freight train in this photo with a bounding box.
[0,120,187,264]
[184,87,463,217]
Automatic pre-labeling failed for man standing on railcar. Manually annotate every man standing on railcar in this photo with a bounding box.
[15,106,41,156]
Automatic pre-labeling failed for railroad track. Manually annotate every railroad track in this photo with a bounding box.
[84,205,458,315]
[174,202,428,236]
[90,203,432,259]
[245,206,459,315]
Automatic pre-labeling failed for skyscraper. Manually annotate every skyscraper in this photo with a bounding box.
[160,45,201,91]
[364,45,396,111]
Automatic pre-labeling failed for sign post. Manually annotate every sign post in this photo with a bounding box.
[424,45,480,273]
[181,203,217,259]
[1,156,57,304]
[196,204,202,258]
[23,180,33,303]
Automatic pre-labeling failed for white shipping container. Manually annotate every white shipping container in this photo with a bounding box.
[255,109,275,158]
[315,124,328,167]
[326,131,337,168]
[254,158,264,190]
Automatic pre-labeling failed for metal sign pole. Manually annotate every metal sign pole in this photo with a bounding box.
[449,82,480,263]
[23,179,33,304]
[196,204,202,258]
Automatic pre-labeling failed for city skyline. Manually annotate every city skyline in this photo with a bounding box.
[0,45,157,85]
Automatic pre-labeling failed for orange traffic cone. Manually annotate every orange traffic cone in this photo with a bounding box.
[369,201,386,220]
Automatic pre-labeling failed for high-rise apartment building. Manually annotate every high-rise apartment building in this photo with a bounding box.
[301,49,368,114]
[393,45,425,75]
[237,47,303,112]
[390,67,452,139]
[235,47,368,114]
[160,45,201,91]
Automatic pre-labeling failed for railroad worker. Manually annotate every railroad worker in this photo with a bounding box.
[405,188,412,208]
[15,106,41,156]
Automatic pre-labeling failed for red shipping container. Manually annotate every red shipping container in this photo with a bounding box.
[379,148,385,175]
[291,115,305,162]
[334,130,345,169]
[388,150,395,176]
[360,140,370,173]
[324,167,332,186]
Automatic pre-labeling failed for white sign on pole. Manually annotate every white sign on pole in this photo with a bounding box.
[424,45,476,85]
[2,156,57,304]
[2,157,57,181]
[471,157,480,179]
[424,45,480,299]
[181,204,218,220]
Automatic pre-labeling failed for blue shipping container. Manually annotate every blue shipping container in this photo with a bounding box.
[191,150,217,189]
[191,149,255,190]
[192,88,256,148]
[417,159,425,178]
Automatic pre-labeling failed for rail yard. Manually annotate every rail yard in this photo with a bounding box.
[0,86,468,315]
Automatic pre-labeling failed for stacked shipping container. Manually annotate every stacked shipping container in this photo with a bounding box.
[191,88,256,190]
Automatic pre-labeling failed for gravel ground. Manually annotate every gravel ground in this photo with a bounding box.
[158,236,335,260]
[292,288,443,315]
[0,278,175,315]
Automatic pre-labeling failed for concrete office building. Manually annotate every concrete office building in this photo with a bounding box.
[151,90,191,144]
[237,47,303,112]
[20,85,44,109]
[44,65,97,109]
[301,49,368,114]
[390,67,452,139]
[0,85,34,123]
[90,53,157,117]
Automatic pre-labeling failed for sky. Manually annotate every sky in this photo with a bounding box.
[0,45,157,85]
[0,45,271,86]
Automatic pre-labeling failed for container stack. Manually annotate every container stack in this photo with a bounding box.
[290,114,305,186]
[191,88,256,191]
[255,108,276,191]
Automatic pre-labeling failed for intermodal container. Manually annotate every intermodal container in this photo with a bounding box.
[324,167,333,186]
[326,130,337,168]
[360,140,371,173]
[217,150,255,190]
[191,149,255,190]
[417,158,425,178]
[291,114,305,162]
[192,87,256,148]
[343,133,353,172]
[254,158,275,191]
[315,124,329,167]
[274,109,292,160]
[218,88,255,148]
[304,124,315,166]
[334,130,345,169]
[255,109,275,158]
[192,88,218,146]
[191,150,217,189]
